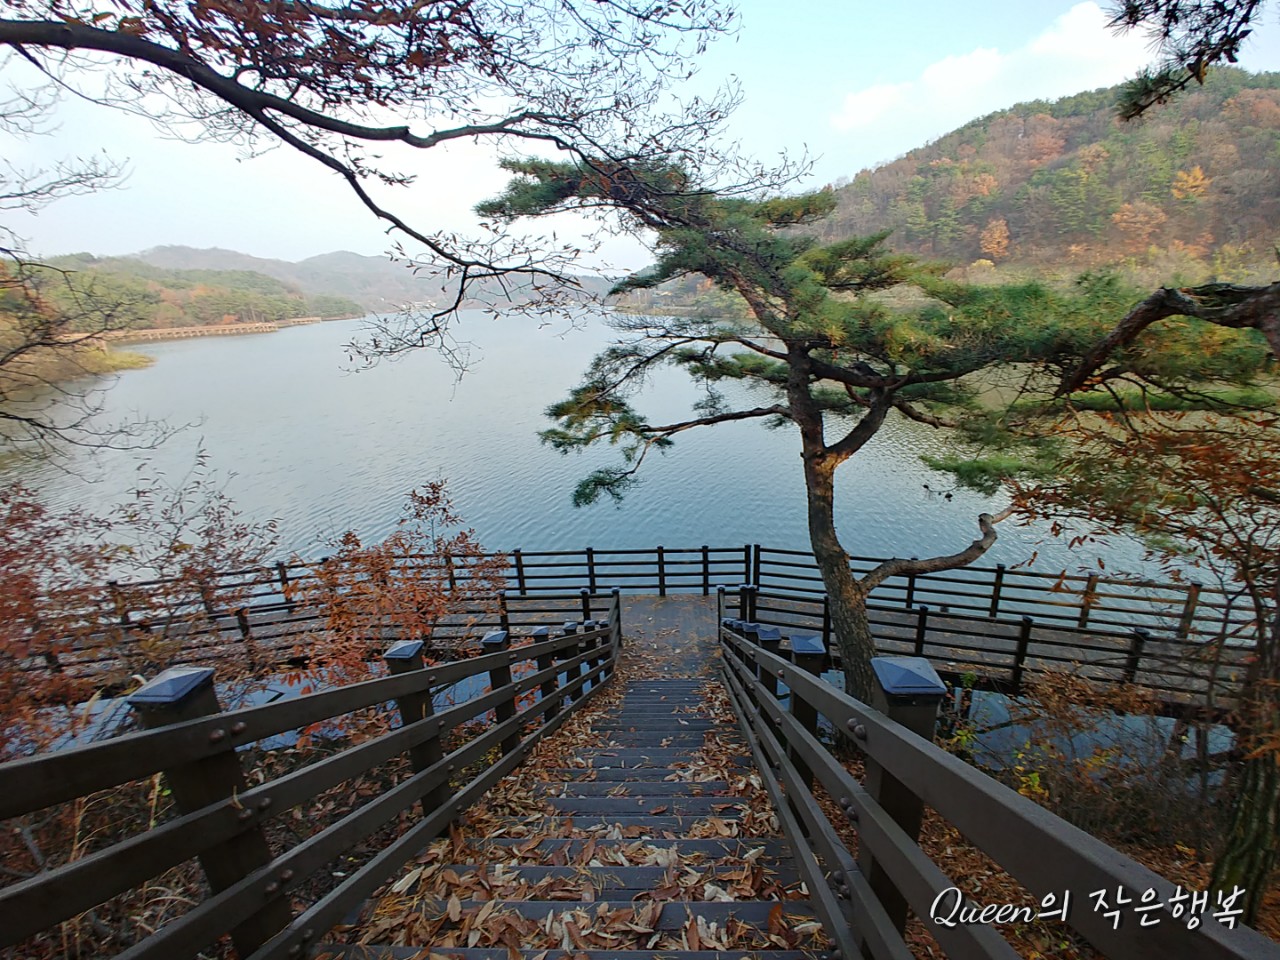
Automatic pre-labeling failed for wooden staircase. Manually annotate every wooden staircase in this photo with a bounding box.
[322,620,831,960]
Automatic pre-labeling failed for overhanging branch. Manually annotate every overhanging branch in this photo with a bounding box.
[1061,280,1280,394]
[858,506,1014,593]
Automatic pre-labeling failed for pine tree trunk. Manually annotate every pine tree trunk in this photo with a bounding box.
[801,445,876,701]
[1210,751,1279,923]
[1209,599,1280,925]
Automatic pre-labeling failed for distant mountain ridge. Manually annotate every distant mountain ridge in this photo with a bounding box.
[130,247,430,311]
[130,246,616,311]
[41,251,365,329]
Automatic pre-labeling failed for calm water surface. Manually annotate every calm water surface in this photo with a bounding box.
[9,312,1154,576]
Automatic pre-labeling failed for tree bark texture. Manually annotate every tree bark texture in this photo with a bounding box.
[1210,594,1280,924]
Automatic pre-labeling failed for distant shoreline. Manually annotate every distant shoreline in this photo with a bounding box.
[103,316,333,343]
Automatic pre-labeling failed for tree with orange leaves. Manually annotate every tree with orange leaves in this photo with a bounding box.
[1010,406,1280,923]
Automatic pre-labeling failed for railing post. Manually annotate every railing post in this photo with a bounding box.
[1125,628,1149,684]
[913,605,929,656]
[743,544,751,583]
[108,580,130,625]
[275,561,295,611]
[513,549,527,596]
[989,563,1006,618]
[821,595,831,649]
[737,583,751,620]
[904,560,918,609]
[757,626,782,697]
[861,656,947,936]
[788,634,826,790]
[751,543,762,586]
[482,630,519,755]
[581,620,599,693]
[499,591,511,633]
[129,667,291,956]
[701,544,710,596]
[742,621,761,680]
[444,552,456,590]
[586,546,597,594]
[610,587,622,653]
[1012,616,1033,693]
[580,587,592,623]
[1078,573,1099,628]
[561,621,582,704]
[657,545,666,596]
[1178,582,1202,639]
[384,640,448,812]
[530,626,559,721]
[198,582,216,616]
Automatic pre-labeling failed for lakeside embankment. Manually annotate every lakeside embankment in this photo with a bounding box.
[103,315,328,343]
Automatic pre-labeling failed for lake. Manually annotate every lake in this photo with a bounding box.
[5,311,1156,577]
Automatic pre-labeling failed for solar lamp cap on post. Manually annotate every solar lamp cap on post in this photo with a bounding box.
[481,630,509,649]
[756,626,782,643]
[384,640,426,661]
[871,656,946,702]
[562,620,579,635]
[789,634,826,656]
[128,666,216,708]
[530,626,550,638]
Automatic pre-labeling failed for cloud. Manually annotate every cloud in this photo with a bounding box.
[830,2,1151,156]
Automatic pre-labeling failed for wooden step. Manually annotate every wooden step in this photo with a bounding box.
[403,898,818,929]
[535,780,734,796]
[544,797,748,817]
[318,948,812,959]
[466,838,794,860]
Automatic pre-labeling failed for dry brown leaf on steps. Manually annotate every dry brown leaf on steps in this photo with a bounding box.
[767,902,785,935]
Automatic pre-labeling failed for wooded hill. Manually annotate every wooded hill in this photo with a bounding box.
[819,68,1279,272]
[39,253,365,329]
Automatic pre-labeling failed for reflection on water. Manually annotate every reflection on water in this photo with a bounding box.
[5,311,1155,576]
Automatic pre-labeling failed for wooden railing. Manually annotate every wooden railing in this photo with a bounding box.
[76,545,1256,643]
[22,545,1262,710]
[733,584,1249,710]
[0,592,622,960]
[715,613,1280,960]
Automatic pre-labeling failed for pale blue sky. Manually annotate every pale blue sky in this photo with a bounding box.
[4,1,1278,268]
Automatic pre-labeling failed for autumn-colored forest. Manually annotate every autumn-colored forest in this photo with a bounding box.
[820,68,1279,272]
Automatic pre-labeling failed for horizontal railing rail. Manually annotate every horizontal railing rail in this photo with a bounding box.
[0,591,623,959]
[714,606,1278,960]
